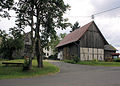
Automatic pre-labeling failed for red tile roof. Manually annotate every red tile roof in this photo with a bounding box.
[56,21,94,48]
[111,53,120,56]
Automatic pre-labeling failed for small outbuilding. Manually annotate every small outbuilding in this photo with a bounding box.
[104,44,117,59]
[56,21,117,61]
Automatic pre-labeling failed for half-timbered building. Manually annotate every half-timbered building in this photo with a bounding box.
[56,21,117,61]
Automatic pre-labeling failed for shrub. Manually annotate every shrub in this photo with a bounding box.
[113,58,120,62]
[93,59,98,62]
[23,56,32,71]
[63,60,75,64]
[72,55,79,63]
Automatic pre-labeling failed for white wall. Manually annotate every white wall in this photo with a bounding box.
[43,46,53,58]
[80,47,104,61]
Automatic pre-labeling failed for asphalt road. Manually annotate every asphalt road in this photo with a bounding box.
[1,61,120,86]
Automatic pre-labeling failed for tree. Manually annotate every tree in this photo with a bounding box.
[16,0,70,68]
[0,28,24,60]
[48,33,67,56]
[60,33,67,40]
[49,34,60,54]
[70,21,80,32]
[0,0,14,18]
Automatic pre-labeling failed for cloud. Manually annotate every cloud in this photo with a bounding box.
[90,0,120,10]
[0,0,120,51]
[94,17,120,48]
[63,0,120,51]
[90,0,120,17]
[84,0,120,50]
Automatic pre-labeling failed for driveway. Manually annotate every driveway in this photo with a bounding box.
[1,61,120,86]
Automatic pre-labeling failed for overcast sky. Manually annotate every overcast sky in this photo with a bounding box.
[63,0,120,52]
[0,0,120,52]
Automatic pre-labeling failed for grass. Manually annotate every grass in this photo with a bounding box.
[77,61,120,67]
[0,59,59,79]
[63,60,76,64]
[63,60,120,67]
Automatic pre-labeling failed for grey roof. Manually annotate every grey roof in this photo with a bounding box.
[104,44,117,51]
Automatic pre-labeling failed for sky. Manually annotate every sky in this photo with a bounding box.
[0,0,120,52]
[62,0,120,52]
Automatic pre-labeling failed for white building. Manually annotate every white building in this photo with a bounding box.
[43,46,53,58]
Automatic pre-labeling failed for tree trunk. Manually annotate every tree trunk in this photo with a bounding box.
[35,7,43,68]
[28,5,34,70]
[35,39,43,68]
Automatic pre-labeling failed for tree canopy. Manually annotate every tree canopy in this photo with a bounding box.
[49,33,67,54]
[70,21,80,32]
[15,0,70,68]
[0,28,24,60]
[0,0,14,18]
[0,0,70,68]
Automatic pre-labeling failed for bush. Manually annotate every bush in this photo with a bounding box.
[72,55,79,63]
[23,56,32,71]
[93,59,98,62]
[113,58,120,62]
[63,60,75,64]
[63,55,80,64]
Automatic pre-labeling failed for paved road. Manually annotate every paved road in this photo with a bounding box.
[1,61,120,86]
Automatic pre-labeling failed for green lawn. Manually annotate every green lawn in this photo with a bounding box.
[0,59,59,79]
[63,60,120,67]
[77,61,120,67]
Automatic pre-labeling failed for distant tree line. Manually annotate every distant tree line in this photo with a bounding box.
[0,28,24,60]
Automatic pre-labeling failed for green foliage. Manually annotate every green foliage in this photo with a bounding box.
[77,61,120,67]
[48,33,67,55]
[63,60,75,64]
[48,35,60,54]
[15,0,71,68]
[23,56,33,71]
[70,21,80,32]
[72,55,79,63]
[113,58,120,62]
[0,59,59,79]
[0,28,24,60]
[63,60,120,67]
[16,0,70,44]
[0,0,14,18]
[63,55,80,64]
[0,0,14,9]
[23,56,29,68]
[60,33,67,39]
[93,59,98,62]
